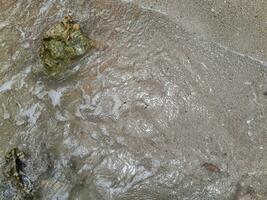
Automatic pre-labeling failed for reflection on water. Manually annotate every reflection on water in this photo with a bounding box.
[0,0,266,199]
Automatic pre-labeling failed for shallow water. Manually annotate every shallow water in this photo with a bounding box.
[0,0,266,199]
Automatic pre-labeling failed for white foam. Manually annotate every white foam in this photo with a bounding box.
[0,80,14,92]
[2,103,10,120]
[0,21,8,30]
[0,66,31,93]
[48,88,67,107]
[23,103,43,125]
[39,0,54,15]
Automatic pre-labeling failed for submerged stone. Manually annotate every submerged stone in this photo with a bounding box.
[39,16,94,77]
[2,148,34,199]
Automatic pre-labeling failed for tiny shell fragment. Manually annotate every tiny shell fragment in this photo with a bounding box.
[202,162,221,173]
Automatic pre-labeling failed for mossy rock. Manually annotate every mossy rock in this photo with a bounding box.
[39,16,94,77]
